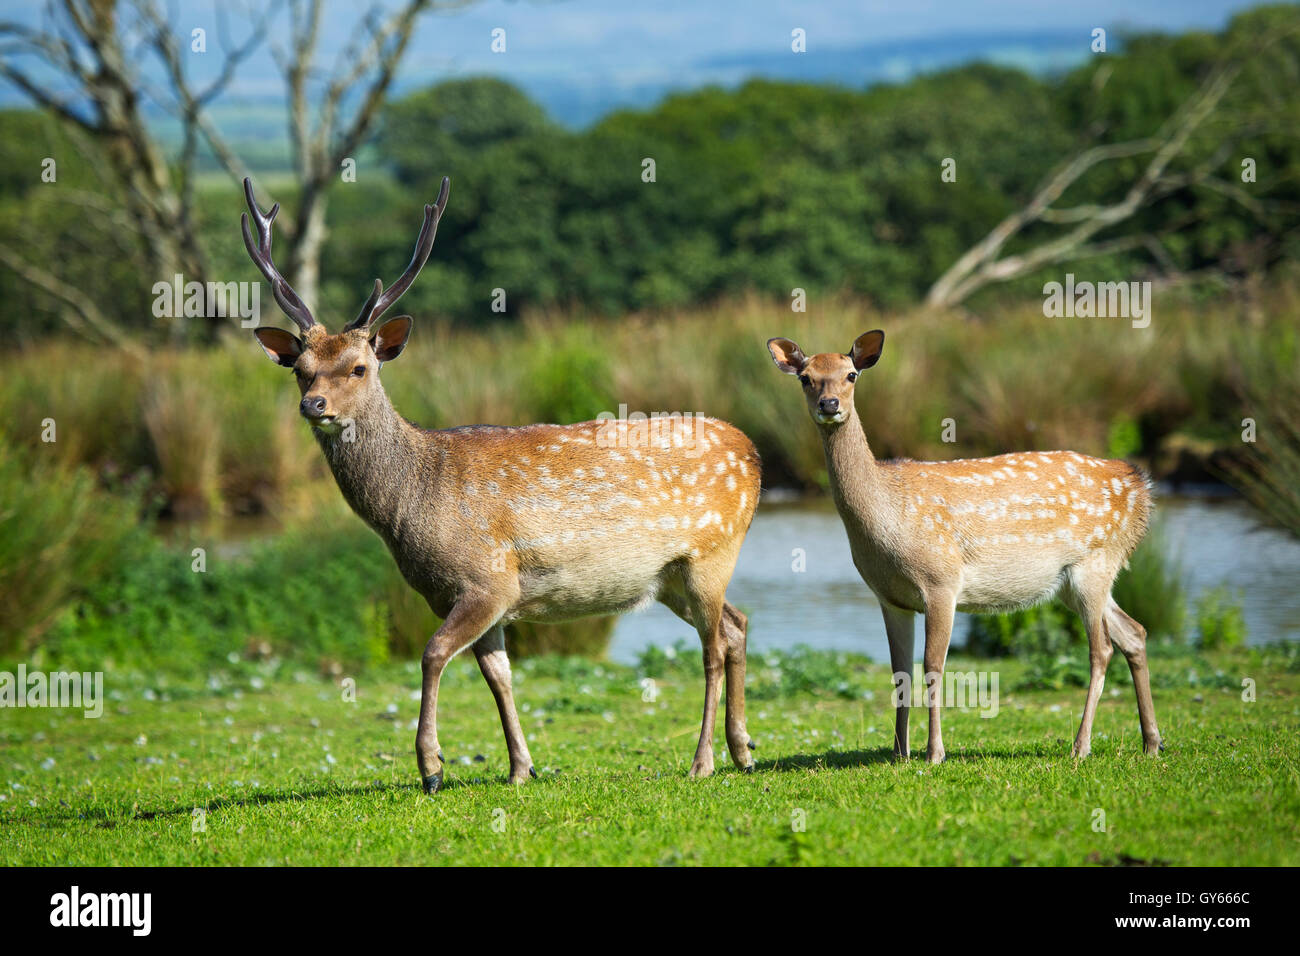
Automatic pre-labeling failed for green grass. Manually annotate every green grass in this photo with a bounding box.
[2,647,1296,866]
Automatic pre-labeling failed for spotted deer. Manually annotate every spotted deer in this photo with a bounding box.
[767,330,1161,764]
[241,178,761,791]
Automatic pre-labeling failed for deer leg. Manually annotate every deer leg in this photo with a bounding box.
[661,555,747,779]
[473,624,537,785]
[721,601,755,771]
[682,542,750,778]
[881,604,916,760]
[416,596,507,793]
[1105,597,1162,755]
[922,593,956,764]
[689,605,726,779]
[656,585,719,775]
[1067,576,1113,760]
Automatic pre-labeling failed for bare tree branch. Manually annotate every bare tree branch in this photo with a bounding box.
[0,0,283,341]
[1,0,465,340]
[266,0,440,305]
[133,0,277,243]
[926,66,1239,307]
[0,242,143,354]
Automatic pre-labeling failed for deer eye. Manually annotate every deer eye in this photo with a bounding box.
[847,371,858,383]
[352,365,366,378]
[798,374,811,387]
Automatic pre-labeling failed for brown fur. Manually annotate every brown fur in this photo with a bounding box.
[768,331,1162,763]
[257,321,762,790]
[244,178,762,793]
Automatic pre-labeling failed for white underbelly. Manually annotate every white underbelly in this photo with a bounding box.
[511,545,673,621]
[956,553,1068,612]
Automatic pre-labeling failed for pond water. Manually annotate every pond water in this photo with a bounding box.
[607,491,1300,665]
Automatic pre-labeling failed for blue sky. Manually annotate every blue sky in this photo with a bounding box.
[0,0,1268,126]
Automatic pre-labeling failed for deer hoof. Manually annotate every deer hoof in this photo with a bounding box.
[529,766,538,779]
[422,772,443,794]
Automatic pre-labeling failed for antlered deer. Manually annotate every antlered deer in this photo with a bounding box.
[767,330,1161,764]
[241,178,761,791]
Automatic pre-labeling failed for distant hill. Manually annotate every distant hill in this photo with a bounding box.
[143,28,1096,161]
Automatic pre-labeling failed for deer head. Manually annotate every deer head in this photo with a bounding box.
[767,330,884,426]
[242,176,450,431]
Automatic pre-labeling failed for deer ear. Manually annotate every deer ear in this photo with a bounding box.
[767,337,807,375]
[371,315,413,363]
[850,330,885,370]
[254,327,303,368]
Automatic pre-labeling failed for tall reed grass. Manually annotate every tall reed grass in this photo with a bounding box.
[0,436,151,654]
[5,285,1290,519]
[1222,319,1300,536]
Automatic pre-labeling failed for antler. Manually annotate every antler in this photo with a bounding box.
[345,176,450,332]
[240,178,317,333]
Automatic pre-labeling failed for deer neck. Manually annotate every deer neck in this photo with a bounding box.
[819,406,892,539]
[314,388,428,540]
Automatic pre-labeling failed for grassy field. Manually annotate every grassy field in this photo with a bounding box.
[2,647,1296,866]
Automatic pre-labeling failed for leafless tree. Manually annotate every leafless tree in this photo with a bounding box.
[269,0,452,306]
[0,0,455,340]
[925,66,1243,308]
[926,23,1300,309]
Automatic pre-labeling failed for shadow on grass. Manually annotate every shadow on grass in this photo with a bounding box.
[755,746,896,772]
[16,742,1083,827]
[755,741,1064,772]
[8,776,498,827]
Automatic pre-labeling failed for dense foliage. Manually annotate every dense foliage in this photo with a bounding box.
[2,7,1299,339]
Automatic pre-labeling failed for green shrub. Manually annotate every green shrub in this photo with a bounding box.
[635,639,700,679]
[505,617,616,659]
[374,566,438,660]
[1016,646,1093,691]
[518,653,609,681]
[519,322,616,425]
[1107,415,1143,459]
[748,645,877,701]
[965,601,1085,658]
[0,439,153,657]
[1194,586,1247,650]
[30,510,617,672]
[373,558,617,659]
[1112,521,1188,643]
[965,602,1092,690]
[39,520,396,673]
[1261,641,1300,673]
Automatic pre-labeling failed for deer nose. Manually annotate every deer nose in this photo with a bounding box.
[818,396,840,414]
[300,395,328,418]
